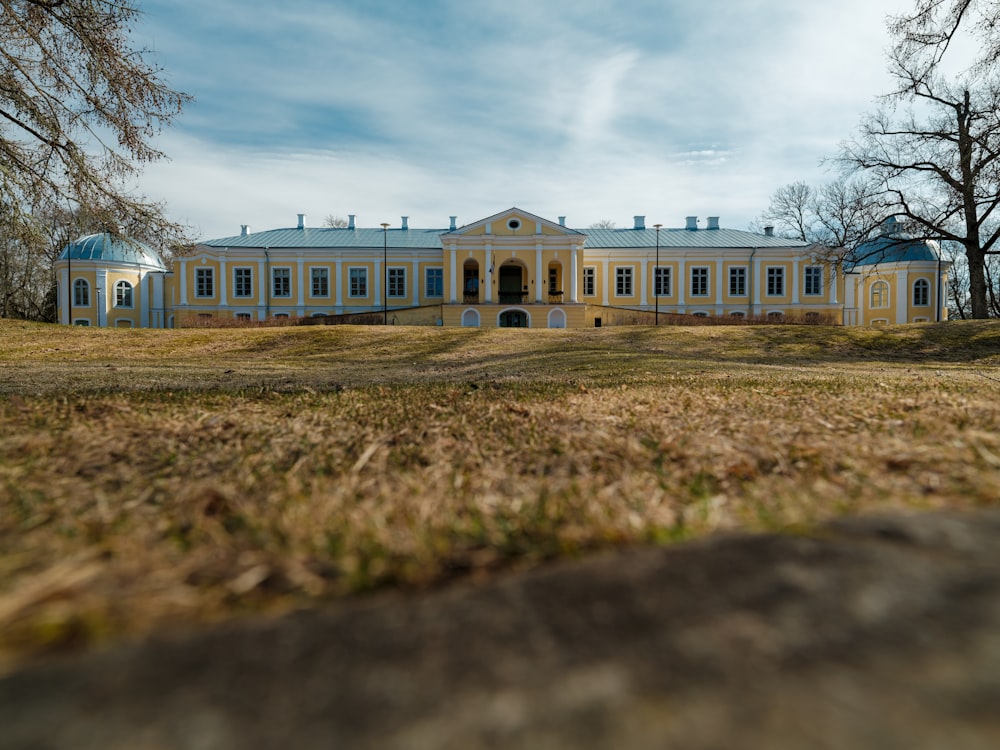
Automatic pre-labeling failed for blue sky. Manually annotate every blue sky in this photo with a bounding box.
[135,0,908,240]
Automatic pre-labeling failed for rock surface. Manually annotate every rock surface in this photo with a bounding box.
[3,510,1000,750]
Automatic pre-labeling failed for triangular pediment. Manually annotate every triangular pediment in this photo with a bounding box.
[442,207,585,238]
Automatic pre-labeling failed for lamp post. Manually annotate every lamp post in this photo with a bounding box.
[381,222,390,324]
[653,223,662,325]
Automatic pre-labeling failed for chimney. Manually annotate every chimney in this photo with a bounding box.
[882,215,898,235]
[348,214,356,230]
[707,216,720,230]
[764,225,774,237]
[240,225,248,237]
[297,213,305,230]
[634,215,646,230]
[558,216,566,227]
[685,216,698,230]
[449,216,457,231]
[401,216,409,230]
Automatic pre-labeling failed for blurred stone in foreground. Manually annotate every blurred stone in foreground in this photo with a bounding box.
[2,510,999,750]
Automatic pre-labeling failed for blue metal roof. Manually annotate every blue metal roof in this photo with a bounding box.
[59,233,166,270]
[582,227,810,249]
[202,224,808,251]
[847,235,941,267]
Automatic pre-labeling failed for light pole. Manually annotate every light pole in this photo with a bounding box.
[653,223,662,325]
[381,222,390,324]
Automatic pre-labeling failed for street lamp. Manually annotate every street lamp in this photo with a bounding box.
[653,223,663,325]
[381,222,390,324]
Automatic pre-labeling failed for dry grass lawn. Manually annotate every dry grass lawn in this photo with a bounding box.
[1,318,999,672]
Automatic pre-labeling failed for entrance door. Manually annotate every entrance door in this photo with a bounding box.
[498,264,523,303]
[499,309,528,327]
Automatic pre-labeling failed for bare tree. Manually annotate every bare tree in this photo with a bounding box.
[323,215,349,228]
[589,219,616,229]
[889,0,1000,75]
[1,0,190,318]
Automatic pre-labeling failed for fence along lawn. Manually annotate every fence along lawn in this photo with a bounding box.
[1,319,999,670]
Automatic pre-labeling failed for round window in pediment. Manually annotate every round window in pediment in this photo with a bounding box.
[507,218,522,231]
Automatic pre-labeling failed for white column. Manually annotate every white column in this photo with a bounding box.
[411,259,420,306]
[60,267,70,324]
[535,244,544,303]
[830,265,839,304]
[752,256,762,315]
[792,258,800,304]
[179,258,188,305]
[677,259,687,307]
[374,259,382,312]
[96,269,108,327]
[896,269,909,323]
[570,245,579,303]
[297,259,305,312]
[449,245,457,303]
[640,255,648,307]
[601,260,610,305]
[258,259,267,319]
[335,259,343,309]
[485,245,493,303]
[715,258,724,314]
[219,259,228,311]
[140,272,150,328]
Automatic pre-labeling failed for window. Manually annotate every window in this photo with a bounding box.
[654,267,671,297]
[272,268,291,298]
[730,311,745,319]
[114,280,133,308]
[234,267,253,298]
[766,267,784,296]
[767,311,784,320]
[615,267,633,296]
[73,278,90,306]
[73,319,90,326]
[583,267,596,297]
[195,267,214,298]
[425,268,443,297]
[804,266,823,296]
[690,267,709,296]
[388,267,406,298]
[235,313,252,322]
[913,278,930,306]
[274,313,289,319]
[349,267,367,297]
[729,267,746,297]
[548,268,558,293]
[311,268,329,297]
[871,280,889,308]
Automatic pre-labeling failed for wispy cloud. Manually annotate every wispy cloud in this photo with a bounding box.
[136,0,907,239]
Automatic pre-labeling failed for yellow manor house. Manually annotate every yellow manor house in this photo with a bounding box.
[55,208,949,329]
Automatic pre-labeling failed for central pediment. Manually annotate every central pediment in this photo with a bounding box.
[441,208,586,239]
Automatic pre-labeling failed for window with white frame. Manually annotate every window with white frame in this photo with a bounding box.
[311,267,329,297]
[870,280,889,308]
[583,267,596,297]
[766,267,784,296]
[73,278,90,306]
[654,266,671,297]
[690,267,709,296]
[235,312,252,322]
[425,268,443,297]
[388,267,406,298]
[234,267,253,297]
[272,268,291,297]
[913,278,930,306]
[548,268,558,293]
[114,280,133,308]
[729,267,746,296]
[804,266,823,296]
[615,267,633,296]
[349,267,367,297]
[195,267,214,297]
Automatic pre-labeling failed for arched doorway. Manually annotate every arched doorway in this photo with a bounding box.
[461,308,480,327]
[463,260,480,303]
[498,263,524,303]
[499,309,528,327]
[548,308,566,328]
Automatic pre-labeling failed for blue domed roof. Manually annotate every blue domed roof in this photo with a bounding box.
[847,217,941,268]
[59,233,166,270]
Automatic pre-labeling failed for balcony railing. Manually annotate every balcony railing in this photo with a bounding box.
[498,291,528,304]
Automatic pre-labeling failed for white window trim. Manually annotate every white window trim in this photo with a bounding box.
[614,265,635,298]
[765,266,785,297]
[233,267,254,298]
[272,267,292,298]
[194,267,214,298]
[803,266,823,296]
[425,267,444,298]
[582,266,596,297]
[388,266,407,298]
[690,266,710,297]
[348,266,368,298]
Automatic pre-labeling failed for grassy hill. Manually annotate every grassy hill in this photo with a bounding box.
[1,319,999,670]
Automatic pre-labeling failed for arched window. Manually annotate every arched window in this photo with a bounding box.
[913,278,930,306]
[73,278,90,306]
[115,280,133,308]
[870,281,889,309]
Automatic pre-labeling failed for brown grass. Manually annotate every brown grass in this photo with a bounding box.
[1,319,999,671]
